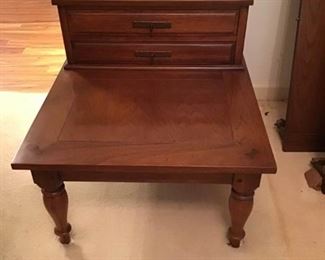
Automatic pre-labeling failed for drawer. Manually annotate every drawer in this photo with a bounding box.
[71,43,235,65]
[67,11,239,36]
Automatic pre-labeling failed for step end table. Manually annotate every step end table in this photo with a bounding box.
[12,68,276,247]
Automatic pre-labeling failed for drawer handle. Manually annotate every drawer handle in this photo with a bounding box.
[132,21,172,35]
[134,51,172,65]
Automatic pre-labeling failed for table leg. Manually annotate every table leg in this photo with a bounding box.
[228,174,261,248]
[31,171,71,244]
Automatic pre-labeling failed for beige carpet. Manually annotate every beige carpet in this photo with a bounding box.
[0,91,324,260]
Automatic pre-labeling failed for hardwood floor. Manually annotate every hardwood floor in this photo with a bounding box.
[0,0,64,91]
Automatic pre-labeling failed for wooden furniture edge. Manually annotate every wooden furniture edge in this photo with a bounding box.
[52,0,254,7]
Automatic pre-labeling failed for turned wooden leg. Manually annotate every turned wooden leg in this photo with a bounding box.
[228,174,261,248]
[32,171,72,244]
[228,188,254,247]
[42,184,71,244]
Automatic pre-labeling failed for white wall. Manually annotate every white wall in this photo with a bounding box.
[244,0,301,100]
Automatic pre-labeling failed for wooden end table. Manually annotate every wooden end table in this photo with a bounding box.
[12,68,276,247]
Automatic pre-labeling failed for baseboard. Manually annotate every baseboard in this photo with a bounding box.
[253,86,289,101]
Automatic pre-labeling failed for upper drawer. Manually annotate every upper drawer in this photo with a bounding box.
[67,11,239,36]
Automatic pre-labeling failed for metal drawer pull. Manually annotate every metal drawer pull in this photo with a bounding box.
[134,51,172,65]
[132,21,172,34]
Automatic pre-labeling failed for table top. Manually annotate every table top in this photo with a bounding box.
[12,68,276,174]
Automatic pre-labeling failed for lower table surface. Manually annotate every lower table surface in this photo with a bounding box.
[12,68,276,179]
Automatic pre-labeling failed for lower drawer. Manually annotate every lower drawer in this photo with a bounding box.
[71,43,235,66]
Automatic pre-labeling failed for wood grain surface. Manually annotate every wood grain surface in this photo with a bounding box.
[0,0,64,91]
[283,0,325,151]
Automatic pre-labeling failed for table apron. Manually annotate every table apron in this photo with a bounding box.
[60,171,234,184]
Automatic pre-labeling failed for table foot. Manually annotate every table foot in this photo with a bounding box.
[227,227,245,248]
[54,223,72,244]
